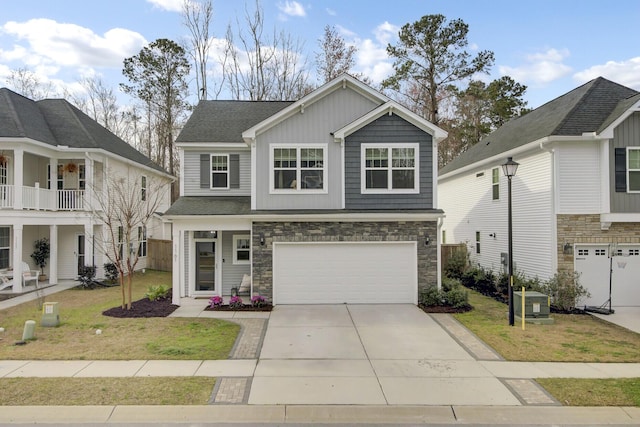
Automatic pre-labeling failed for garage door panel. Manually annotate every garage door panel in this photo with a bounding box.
[273,242,417,305]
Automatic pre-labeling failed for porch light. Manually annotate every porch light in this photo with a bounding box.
[259,233,265,246]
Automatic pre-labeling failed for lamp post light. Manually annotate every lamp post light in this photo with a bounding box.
[502,157,519,326]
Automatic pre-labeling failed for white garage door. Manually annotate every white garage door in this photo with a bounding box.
[575,245,640,307]
[273,242,417,305]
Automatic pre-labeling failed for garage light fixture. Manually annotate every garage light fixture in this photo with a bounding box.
[425,235,430,246]
[259,233,265,246]
[563,242,573,255]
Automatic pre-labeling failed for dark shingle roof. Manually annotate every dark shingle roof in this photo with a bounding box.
[165,196,252,216]
[175,100,293,143]
[0,88,167,174]
[440,77,639,175]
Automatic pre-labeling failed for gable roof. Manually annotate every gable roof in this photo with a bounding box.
[333,100,447,143]
[242,74,389,141]
[0,87,168,175]
[440,77,639,176]
[176,100,293,143]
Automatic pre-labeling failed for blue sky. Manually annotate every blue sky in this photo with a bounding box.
[1,0,639,109]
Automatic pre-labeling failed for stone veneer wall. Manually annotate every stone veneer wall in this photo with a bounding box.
[557,214,640,272]
[251,221,438,302]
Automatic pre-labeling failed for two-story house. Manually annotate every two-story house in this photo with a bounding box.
[439,77,640,308]
[0,88,173,292]
[166,74,447,305]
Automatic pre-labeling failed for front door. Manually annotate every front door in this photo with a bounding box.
[195,241,216,292]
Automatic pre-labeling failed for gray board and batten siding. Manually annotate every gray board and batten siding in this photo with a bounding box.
[345,113,434,210]
[611,111,640,213]
[255,85,380,210]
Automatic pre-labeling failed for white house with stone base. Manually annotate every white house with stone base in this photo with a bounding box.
[438,77,640,309]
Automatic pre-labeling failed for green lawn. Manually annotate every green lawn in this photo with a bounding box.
[0,270,239,360]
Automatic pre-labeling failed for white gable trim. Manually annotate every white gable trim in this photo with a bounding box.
[241,74,388,142]
[599,98,640,139]
[332,101,448,143]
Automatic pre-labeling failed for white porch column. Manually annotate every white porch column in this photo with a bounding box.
[84,155,94,211]
[171,228,182,305]
[49,159,58,211]
[49,224,58,285]
[12,224,23,293]
[13,148,23,210]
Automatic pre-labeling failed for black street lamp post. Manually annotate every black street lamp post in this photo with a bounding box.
[502,157,519,326]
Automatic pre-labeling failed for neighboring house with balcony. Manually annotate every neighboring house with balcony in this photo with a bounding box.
[0,88,173,292]
[166,74,447,305]
[438,77,640,308]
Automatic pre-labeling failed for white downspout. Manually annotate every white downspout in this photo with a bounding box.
[540,142,558,274]
[437,216,444,290]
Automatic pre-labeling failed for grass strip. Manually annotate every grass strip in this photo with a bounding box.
[537,378,640,406]
[0,377,216,405]
[453,289,640,362]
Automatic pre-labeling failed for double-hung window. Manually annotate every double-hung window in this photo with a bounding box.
[272,145,326,191]
[141,176,147,201]
[628,148,640,192]
[492,168,499,200]
[211,154,229,189]
[137,226,147,257]
[362,143,419,193]
[233,235,250,264]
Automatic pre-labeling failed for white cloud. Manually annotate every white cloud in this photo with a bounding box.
[573,57,640,90]
[146,0,184,12]
[373,21,398,45]
[326,8,337,16]
[0,19,147,70]
[277,1,306,20]
[499,48,572,86]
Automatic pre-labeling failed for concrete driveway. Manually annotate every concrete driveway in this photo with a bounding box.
[249,304,521,405]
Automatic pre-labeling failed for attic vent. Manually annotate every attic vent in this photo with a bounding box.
[476,172,484,178]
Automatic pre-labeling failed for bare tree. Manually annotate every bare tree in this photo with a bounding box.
[89,169,169,309]
[5,67,57,100]
[69,77,125,136]
[315,25,357,83]
[222,0,310,100]
[182,0,214,100]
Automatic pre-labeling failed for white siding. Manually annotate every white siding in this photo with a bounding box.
[556,142,601,214]
[439,150,554,280]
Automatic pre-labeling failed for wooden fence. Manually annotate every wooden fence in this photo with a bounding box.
[441,243,468,275]
[148,239,172,272]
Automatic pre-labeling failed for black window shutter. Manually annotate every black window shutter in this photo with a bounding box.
[230,154,240,189]
[615,148,627,192]
[200,154,210,188]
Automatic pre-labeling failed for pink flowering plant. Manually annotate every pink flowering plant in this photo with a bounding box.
[229,295,244,309]
[251,295,267,308]
[208,295,223,309]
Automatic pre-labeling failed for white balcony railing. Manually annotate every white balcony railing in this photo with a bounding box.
[0,185,86,211]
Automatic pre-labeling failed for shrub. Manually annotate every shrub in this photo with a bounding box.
[542,270,590,311]
[419,279,470,309]
[145,285,170,301]
[419,286,444,306]
[442,277,461,292]
[461,265,496,296]
[229,295,244,309]
[209,295,223,309]
[251,295,267,308]
[443,285,469,308]
[103,262,118,284]
[78,265,97,288]
[444,248,468,279]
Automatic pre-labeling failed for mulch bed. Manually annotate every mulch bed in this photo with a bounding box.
[102,297,179,318]
[419,304,473,314]
[204,305,273,312]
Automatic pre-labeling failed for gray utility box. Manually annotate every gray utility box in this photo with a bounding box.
[514,291,550,319]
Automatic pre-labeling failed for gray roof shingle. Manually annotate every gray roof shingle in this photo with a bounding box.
[440,77,639,175]
[0,88,168,174]
[175,100,293,143]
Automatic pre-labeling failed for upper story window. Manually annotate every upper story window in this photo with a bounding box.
[492,168,499,200]
[0,159,7,186]
[141,176,147,201]
[271,145,326,192]
[47,164,63,190]
[628,148,640,192]
[137,226,147,257]
[361,143,419,194]
[211,155,229,189]
[78,164,86,190]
